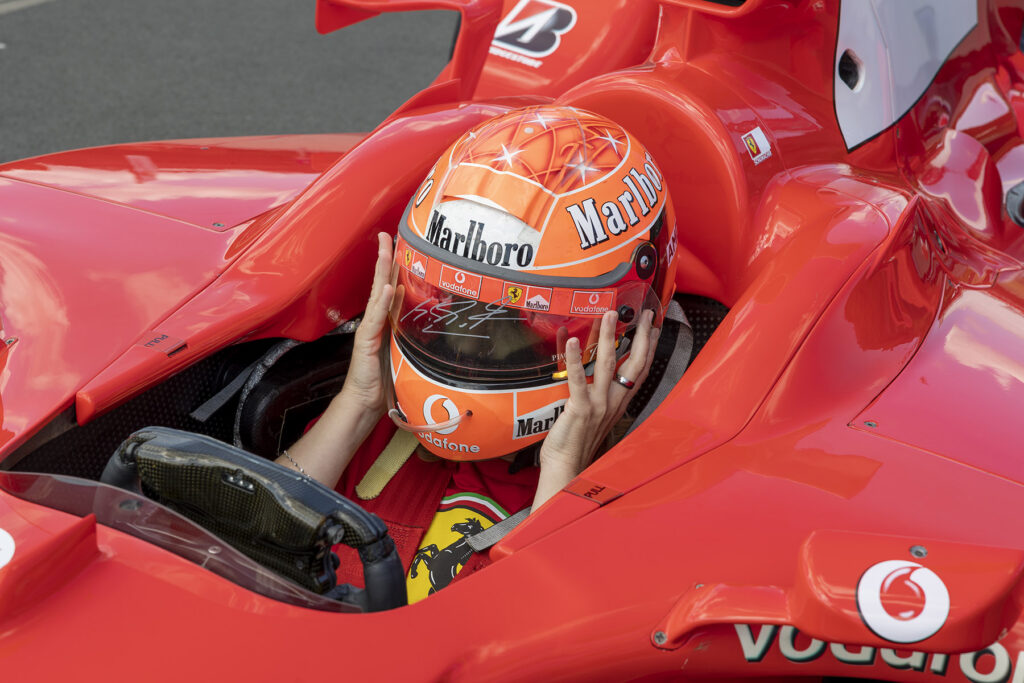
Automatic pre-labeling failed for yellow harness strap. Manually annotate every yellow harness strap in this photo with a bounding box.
[355,429,420,500]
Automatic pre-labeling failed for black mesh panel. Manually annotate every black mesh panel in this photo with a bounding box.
[10,341,275,479]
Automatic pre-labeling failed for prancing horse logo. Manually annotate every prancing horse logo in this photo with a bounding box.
[410,518,485,595]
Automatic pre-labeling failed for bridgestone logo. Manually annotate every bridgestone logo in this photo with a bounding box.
[492,0,577,58]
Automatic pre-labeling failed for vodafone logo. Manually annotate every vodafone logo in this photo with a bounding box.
[570,290,614,316]
[423,394,460,435]
[438,265,482,298]
[856,560,950,643]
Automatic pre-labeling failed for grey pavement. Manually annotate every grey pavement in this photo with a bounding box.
[0,0,457,162]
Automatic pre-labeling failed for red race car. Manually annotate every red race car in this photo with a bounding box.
[1,0,1023,680]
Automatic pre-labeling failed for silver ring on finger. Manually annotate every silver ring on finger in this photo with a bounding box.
[615,374,635,389]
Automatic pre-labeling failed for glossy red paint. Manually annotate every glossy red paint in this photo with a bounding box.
[0,134,363,229]
[2,0,1024,680]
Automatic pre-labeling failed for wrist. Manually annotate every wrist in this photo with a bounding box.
[538,450,583,479]
[337,382,385,416]
[533,456,580,511]
[325,388,385,442]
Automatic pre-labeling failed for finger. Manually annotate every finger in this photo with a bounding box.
[615,309,654,385]
[368,232,393,303]
[558,337,594,444]
[608,311,649,400]
[622,323,662,401]
[363,283,393,328]
[377,231,393,272]
[355,284,394,352]
[592,310,619,395]
[637,322,661,385]
[564,337,588,401]
[555,325,569,373]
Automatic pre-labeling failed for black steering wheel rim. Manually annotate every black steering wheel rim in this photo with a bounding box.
[101,426,407,612]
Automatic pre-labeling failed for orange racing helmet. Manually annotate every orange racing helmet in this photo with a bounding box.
[385,106,678,460]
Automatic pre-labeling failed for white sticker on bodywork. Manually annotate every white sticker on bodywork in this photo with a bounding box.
[0,528,15,569]
[741,127,772,165]
[856,560,950,643]
[492,0,577,58]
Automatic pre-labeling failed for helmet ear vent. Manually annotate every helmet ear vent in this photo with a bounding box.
[634,242,658,280]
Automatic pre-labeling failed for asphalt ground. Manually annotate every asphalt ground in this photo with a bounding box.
[0,0,458,163]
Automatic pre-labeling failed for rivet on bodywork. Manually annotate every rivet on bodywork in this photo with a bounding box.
[653,631,667,645]
[910,545,927,559]
[864,420,878,428]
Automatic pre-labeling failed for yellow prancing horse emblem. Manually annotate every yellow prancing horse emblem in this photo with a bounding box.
[506,286,523,304]
[743,134,760,156]
[404,248,413,267]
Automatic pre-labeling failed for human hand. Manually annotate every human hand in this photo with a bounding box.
[339,232,395,413]
[534,309,660,507]
[280,233,396,484]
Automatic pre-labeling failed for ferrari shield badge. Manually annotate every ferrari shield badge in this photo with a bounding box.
[741,127,772,165]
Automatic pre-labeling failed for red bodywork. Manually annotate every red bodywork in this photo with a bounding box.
[2,0,1024,679]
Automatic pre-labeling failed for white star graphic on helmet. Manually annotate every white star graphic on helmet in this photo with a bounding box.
[496,144,523,167]
[596,129,624,154]
[569,154,598,182]
[531,113,551,130]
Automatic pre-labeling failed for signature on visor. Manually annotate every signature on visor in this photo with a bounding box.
[401,299,526,338]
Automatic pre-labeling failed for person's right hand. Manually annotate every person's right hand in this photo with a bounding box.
[340,232,395,414]
[532,309,659,509]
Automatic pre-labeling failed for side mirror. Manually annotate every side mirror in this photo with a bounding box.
[315,0,503,102]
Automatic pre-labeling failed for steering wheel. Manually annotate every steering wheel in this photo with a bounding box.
[101,426,406,612]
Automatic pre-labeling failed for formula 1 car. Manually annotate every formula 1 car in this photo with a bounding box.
[1,0,1023,680]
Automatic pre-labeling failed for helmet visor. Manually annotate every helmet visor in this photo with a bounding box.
[390,240,662,385]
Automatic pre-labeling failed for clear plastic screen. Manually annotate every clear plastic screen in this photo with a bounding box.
[0,472,356,612]
[389,262,662,384]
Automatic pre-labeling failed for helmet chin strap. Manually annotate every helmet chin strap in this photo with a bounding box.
[387,408,472,433]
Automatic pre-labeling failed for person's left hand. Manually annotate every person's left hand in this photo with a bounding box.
[533,309,660,507]
[339,232,395,413]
